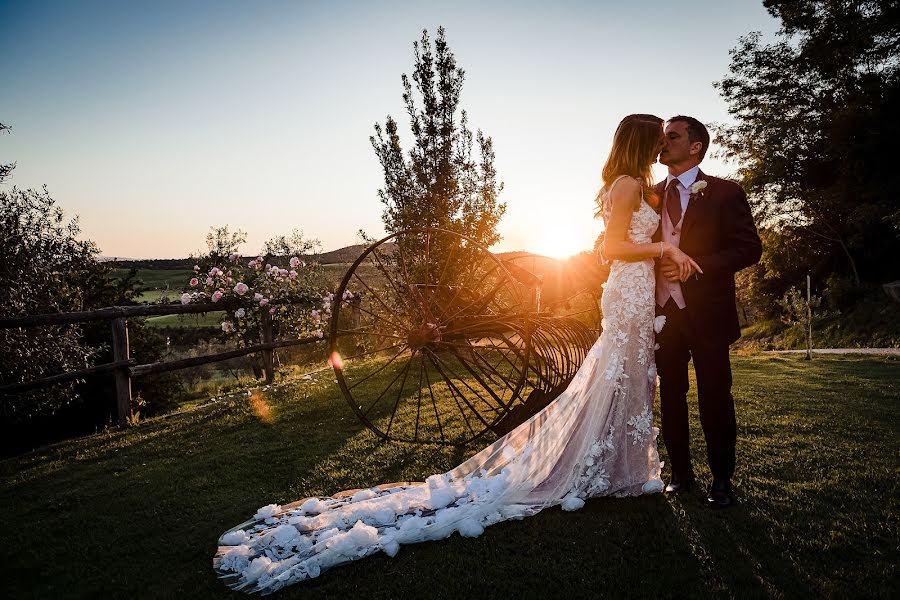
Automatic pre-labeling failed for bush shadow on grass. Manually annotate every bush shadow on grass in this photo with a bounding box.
[0,381,374,599]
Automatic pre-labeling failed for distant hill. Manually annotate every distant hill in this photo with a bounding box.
[110,258,196,270]
[109,244,385,270]
[309,244,371,264]
[108,246,582,270]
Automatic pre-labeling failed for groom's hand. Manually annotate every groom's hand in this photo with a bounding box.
[661,257,681,281]
[661,256,698,282]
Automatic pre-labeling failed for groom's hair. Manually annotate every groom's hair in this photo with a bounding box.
[668,116,710,161]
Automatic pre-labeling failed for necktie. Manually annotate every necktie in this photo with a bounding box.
[665,180,682,227]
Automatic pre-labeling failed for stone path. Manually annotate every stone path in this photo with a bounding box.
[769,348,900,356]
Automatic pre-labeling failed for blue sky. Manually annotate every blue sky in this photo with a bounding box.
[1,0,781,258]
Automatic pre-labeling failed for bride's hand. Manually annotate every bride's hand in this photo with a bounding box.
[662,244,703,282]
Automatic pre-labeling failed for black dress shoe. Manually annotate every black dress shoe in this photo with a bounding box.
[664,474,696,494]
[706,478,734,508]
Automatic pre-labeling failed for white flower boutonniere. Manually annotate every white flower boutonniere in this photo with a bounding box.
[690,180,707,196]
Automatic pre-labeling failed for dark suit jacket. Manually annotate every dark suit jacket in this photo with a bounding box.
[653,171,762,345]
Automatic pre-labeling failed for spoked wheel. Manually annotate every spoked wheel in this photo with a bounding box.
[487,253,605,436]
[328,228,533,446]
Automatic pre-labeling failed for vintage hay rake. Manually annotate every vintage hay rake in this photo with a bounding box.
[327,228,604,446]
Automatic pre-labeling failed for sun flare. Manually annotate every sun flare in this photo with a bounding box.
[531,225,586,259]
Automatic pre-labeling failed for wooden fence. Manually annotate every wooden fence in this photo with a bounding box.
[0,300,332,423]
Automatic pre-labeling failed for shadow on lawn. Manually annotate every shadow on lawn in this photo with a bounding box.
[0,383,378,598]
[663,488,818,598]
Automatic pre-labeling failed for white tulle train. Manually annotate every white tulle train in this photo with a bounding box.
[214,191,664,594]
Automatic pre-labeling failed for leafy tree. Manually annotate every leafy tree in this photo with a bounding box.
[262,228,321,259]
[714,0,900,289]
[0,186,147,424]
[0,126,172,449]
[371,27,506,249]
[204,225,248,264]
[0,123,13,183]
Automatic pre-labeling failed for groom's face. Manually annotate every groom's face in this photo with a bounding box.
[659,121,696,168]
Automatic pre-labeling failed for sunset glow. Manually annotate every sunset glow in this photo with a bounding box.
[1,2,780,259]
[532,224,589,259]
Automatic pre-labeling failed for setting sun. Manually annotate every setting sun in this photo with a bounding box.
[531,224,589,258]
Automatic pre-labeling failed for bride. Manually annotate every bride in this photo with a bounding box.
[214,114,703,593]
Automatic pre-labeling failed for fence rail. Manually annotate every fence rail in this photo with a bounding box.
[0,299,332,423]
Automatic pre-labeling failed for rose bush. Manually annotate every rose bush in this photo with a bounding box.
[180,248,360,376]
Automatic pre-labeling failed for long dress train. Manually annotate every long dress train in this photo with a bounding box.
[214,177,663,593]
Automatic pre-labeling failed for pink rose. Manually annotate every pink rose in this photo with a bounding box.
[206,277,213,286]
[212,290,224,303]
[234,282,249,296]
[189,278,199,287]
[259,298,269,307]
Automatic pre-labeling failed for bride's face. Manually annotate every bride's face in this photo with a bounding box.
[652,126,665,164]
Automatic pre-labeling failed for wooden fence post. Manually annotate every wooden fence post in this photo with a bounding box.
[351,298,361,330]
[260,310,275,384]
[111,317,132,423]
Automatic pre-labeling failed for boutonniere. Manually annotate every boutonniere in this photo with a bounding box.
[690,180,707,197]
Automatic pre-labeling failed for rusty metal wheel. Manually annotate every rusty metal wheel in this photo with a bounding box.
[485,253,605,436]
[327,228,533,446]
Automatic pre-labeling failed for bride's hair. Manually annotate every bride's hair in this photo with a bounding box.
[597,114,663,211]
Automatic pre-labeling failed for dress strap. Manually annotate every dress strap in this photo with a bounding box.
[606,174,632,197]
[605,175,643,213]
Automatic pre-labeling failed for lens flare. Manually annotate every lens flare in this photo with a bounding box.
[248,392,273,423]
[329,351,344,370]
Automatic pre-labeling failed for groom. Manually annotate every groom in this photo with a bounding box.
[654,116,762,508]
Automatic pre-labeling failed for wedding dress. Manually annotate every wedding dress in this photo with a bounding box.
[214,175,664,593]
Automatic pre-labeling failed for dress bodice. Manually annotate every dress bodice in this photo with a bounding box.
[625,200,660,244]
[598,176,660,245]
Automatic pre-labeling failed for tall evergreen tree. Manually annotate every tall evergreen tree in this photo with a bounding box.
[371,27,506,250]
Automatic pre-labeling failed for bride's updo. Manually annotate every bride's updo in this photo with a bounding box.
[597,114,663,211]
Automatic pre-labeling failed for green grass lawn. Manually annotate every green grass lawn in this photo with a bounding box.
[1,354,897,598]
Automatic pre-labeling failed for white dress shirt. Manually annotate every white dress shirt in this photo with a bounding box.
[666,165,699,218]
[656,166,700,309]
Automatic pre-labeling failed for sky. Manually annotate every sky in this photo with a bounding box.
[1,0,781,259]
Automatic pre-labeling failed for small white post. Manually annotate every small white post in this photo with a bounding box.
[806,274,813,361]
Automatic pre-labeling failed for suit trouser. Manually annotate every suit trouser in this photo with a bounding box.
[655,299,736,480]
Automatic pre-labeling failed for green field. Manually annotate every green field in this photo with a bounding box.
[1,353,896,598]
[112,268,195,303]
[144,311,227,328]
[110,268,224,327]
[113,266,373,306]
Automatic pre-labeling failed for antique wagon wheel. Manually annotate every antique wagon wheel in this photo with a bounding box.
[327,228,533,446]
[487,254,605,436]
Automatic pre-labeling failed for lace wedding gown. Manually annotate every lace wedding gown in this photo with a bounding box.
[214,176,663,593]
